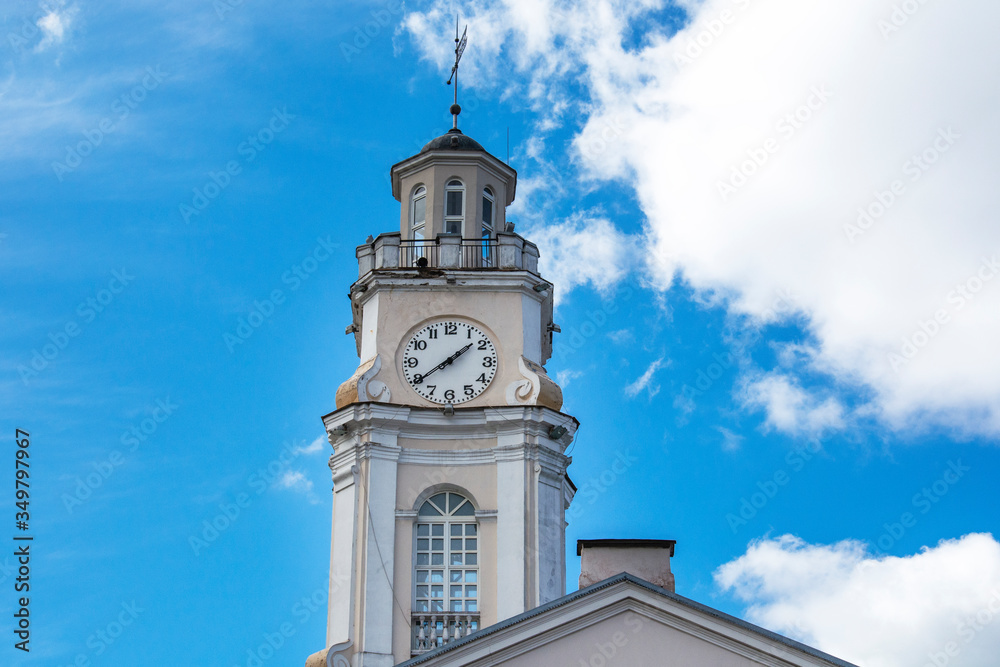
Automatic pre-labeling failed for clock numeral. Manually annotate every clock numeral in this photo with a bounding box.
[476,373,487,384]
[464,385,474,397]
[414,340,427,350]
[405,357,419,368]
[482,357,493,368]
[427,385,436,396]
[444,323,457,335]
[467,328,473,339]
[477,339,488,351]
[444,389,455,401]
[428,328,438,339]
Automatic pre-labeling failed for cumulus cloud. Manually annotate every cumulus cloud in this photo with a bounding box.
[403,0,1000,435]
[715,534,1000,667]
[526,214,633,304]
[35,5,77,52]
[740,372,845,436]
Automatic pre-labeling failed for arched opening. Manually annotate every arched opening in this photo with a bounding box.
[444,179,465,235]
[412,490,479,654]
[410,185,427,240]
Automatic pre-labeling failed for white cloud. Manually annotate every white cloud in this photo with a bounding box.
[625,356,664,398]
[556,369,583,388]
[276,469,318,503]
[715,425,743,451]
[715,534,1000,667]
[740,372,845,436]
[607,328,633,343]
[35,5,76,52]
[525,214,633,304]
[403,0,1000,436]
[294,435,326,456]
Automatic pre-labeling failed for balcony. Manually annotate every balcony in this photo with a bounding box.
[356,232,540,277]
[411,612,480,656]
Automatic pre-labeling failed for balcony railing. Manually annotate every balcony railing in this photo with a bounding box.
[357,232,541,277]
[399,239,495,269]
[411,612,480,655]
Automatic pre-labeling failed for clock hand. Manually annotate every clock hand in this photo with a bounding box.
[413,344,473,384]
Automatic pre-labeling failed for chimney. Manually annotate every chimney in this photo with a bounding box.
[577,539,676,592]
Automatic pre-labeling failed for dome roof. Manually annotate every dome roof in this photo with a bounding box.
[420,129,485,154]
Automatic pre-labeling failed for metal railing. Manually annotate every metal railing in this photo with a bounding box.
[399,239,495,269]
[411,612,480,655]
[400,239,440,267]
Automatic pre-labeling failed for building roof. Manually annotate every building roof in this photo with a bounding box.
[396,572,859,667]
[420,128,486,153]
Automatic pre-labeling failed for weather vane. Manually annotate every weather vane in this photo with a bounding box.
[446,17,468,130]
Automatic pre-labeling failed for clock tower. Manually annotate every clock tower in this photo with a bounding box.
[310,124,577,666]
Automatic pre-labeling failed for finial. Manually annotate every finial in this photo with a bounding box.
[446,17,468,131]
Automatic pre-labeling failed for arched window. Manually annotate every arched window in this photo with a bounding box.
[481,188,495,266]
[414,492,478,614]
[411,186,427,240]
[444,180,464,235]
[481,187,495,239]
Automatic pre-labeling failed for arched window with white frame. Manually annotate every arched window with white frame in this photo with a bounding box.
[481,187,495,266]
[412,491,479,654]
[481,187,495,240]
[444,179,465,235]
[410,185,427,240]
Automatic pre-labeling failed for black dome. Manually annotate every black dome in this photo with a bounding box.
[420,129,485,154]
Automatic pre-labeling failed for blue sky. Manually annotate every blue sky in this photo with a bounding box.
[3,1,1000,666]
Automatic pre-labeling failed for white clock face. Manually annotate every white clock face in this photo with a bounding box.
[402,321,498,404]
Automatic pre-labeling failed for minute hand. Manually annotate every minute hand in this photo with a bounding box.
[414,344,473,384]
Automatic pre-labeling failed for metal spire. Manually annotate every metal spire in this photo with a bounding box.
[446,17,467,130]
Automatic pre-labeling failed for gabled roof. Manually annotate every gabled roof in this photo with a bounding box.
[396,573,858,667]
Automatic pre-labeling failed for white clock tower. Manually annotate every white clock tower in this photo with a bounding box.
[308,120,578,666]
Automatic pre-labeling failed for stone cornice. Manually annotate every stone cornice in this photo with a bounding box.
[322,403,578,454]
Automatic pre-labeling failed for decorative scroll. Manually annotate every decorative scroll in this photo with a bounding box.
[335,355,391,409]
[504,356,563,410]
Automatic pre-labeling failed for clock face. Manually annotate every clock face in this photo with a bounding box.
[402,321,498,404]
